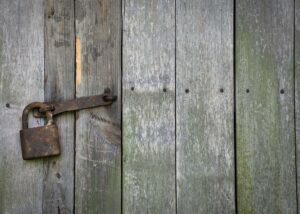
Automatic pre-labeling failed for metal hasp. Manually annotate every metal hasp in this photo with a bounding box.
[20,88,117,160]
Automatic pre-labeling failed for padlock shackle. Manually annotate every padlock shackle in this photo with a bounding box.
[22,102,53,129]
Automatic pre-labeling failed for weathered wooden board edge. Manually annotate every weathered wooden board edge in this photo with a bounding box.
[236,0,297,213]
[43,0,75,212]
[0,0,44,213]
[122,0,176,213]
[176,0,235,213]
[74,0,122,213]
[295,0,300,211]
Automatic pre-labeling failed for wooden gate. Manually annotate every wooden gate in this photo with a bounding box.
[0,0,298,213]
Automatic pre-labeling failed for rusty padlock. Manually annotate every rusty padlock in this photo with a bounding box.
[20,89,117,160]
[20,102,60,160]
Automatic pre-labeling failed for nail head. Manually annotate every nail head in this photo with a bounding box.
[56,172,61,179]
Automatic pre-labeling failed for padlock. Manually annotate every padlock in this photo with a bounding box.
[19,89,117,160]
[20,102,60,160]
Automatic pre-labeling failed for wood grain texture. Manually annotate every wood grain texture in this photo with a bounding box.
[0,0,44,213]
[43,0,75,213]
[123,0,176,213]
[296,0,300,210]
[236,0,297,213]
[75,0,122,213]
[176,0,235,213]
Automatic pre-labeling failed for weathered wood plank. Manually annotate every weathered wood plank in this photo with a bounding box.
[176,0,235,213]
[123,0,176,213]
[0,0,44,213]
[75,0,121,213]
[43,0,75,213]
[236,0,297,213]
[296,0,300,210]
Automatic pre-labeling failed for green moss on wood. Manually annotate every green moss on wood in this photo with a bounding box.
[236,9,296,212]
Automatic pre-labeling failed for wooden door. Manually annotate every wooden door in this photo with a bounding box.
[0,0,298,213]
[0,0,121,213]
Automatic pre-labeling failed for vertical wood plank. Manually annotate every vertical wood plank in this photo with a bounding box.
[236,0,297,213]
[123,0,176,213]
[75,0,122,213]
[176,0,235,213]
[296,0,300,210]
[43,0,75,212]
[0,0,44,213]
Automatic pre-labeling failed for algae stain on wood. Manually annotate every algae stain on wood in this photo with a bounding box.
[236,1,296,213]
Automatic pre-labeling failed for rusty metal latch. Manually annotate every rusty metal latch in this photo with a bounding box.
[20,88,117,160]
